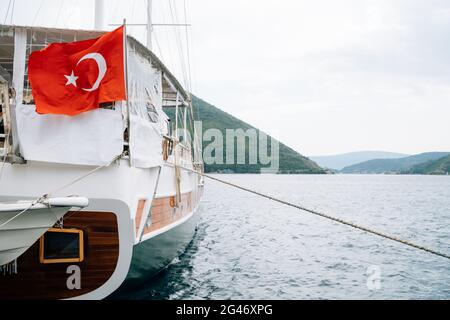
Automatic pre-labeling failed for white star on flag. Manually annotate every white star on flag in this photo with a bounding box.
[64,71,78,87]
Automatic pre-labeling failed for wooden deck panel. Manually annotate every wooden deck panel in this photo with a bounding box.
[0,211,119,300]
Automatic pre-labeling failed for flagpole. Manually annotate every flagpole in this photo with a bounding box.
[123,19,129,101]
[123,19,131,158]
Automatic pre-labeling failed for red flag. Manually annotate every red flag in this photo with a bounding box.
[28,26,126,116]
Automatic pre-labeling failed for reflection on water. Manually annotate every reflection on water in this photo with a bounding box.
[127,174,450,299]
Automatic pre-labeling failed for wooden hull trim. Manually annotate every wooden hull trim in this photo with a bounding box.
[109,205,199,298]
[0,210,120,300]
[69,198,134,300]
[140,208,194,241]
[0,185,203,300]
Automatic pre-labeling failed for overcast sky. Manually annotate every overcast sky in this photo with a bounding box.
[1,0,450,156]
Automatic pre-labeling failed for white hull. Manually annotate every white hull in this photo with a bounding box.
[0,160,203,299]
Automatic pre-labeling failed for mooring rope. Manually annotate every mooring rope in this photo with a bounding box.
[173,164,450,261]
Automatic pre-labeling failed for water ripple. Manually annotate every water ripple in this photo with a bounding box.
[130,174,450,300]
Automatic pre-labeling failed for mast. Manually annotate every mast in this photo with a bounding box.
[94,0,105,30]
[147,0,153,50]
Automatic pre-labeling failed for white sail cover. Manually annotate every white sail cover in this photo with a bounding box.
[15,105,124,166]
[127,42,164,168]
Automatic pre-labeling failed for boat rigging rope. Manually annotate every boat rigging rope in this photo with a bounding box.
[173,164,450,261]
[0,195,46,229]
[44,152,126,198]
[0,152,125,229]
[3,0,12,24]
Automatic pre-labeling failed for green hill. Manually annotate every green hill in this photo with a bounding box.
[310,151,409,170]
[164,96,325,174]
[341,152,450,174]
[407,155,450,175]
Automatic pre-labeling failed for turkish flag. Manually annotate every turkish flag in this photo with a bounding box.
[28,26,126,116]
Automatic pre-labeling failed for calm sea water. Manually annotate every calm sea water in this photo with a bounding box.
[130,174,450,300]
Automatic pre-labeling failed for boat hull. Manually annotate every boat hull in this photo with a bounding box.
[0,210,121,300]
[109,208,199,298]
[0,162,203,300]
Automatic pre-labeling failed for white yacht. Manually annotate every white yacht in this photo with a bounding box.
[0,1,203,299]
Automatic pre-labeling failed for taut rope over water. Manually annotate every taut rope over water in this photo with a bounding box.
[174,164,450,261]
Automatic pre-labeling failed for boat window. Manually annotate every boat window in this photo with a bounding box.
[39,228,84,264]
[129,81,159,123]
[0,28,14,87]
[145,88,159,123]
[146,103,158,122]
[99,102,115,110]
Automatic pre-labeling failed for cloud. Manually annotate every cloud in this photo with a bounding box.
[1,0,449,155]
[188,0,450,155]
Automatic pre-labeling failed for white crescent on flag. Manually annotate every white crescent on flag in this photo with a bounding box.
[64,52,107,92]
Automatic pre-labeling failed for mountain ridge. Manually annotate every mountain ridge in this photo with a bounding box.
[310,151,409,170]
[407,154,450,175]
[340,152,450,174]
[165,96,325,174]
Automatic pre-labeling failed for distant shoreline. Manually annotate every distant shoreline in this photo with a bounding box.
[206,171,450,176]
